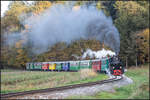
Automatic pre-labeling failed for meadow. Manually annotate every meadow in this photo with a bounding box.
[67,64,149,99]
[1,69,108,93]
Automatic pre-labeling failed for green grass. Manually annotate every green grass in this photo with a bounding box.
[67,64,149,99]
[1,69,22,72]
[1,69,108,93]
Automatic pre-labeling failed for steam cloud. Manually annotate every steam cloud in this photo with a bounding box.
[5,3,120,54]
[82,48,116,59]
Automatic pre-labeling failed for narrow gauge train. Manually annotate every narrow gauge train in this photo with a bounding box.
[26,56,124,76]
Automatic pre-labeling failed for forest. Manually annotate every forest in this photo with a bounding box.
[1,1,149,69]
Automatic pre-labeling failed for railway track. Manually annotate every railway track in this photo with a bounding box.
[1,76,123,99]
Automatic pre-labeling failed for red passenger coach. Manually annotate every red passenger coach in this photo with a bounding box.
[92,60,101,72]
[42,62,49,71]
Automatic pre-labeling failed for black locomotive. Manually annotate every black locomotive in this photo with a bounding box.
[109,56,125,76]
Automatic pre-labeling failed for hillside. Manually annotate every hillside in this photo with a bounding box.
[1,1,149,69]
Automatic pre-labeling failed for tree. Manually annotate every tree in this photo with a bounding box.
[136,29,149,64]
[2,1,32,33]
[101,1,116,20]
[31,1,52,14]
[114,1,149,66]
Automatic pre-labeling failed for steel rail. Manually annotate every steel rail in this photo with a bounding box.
[1,76,123,99]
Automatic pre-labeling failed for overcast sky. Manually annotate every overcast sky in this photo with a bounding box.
[1,1,34,17]
[1,1,10,17]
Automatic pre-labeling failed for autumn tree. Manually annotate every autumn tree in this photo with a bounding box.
[114,1,149,66]
[136,29,149,64]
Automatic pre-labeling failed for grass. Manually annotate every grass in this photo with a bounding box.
[1,69,108,93]
[1,69,22,72]
[67,64,149,99]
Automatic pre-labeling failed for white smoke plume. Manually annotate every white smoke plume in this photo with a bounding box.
[5,3,120,54]
[82,48,116,59]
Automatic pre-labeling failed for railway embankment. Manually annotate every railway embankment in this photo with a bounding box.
[1,69,108,94]
[8,76,130,99]
[1,64,149,99]
[67,64,149,99]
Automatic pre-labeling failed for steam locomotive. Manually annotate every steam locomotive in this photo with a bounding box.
[109,56,124,76]
[26,56,124,76]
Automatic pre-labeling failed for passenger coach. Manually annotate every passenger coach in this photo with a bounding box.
[26,56,124,76]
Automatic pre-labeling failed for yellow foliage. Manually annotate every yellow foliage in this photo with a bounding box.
[115,1,146,15]
[136,28,149,63]
[137,28,149,49]
[7,1,29,16]
[15,40,25,48]
[33,1,52,14]
[15,41,22,48]
[17,49,23,54]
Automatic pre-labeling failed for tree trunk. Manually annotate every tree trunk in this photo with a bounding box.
[136,55,138,67]
[126,56,128,69]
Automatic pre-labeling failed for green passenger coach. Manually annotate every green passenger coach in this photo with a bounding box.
[101,59,109,71]
[34,62,42,70]
[55,62,62,71]
[69,61,80,71]
[79,60,92,70]
[29,63,34,70]
[26,63,30,70]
